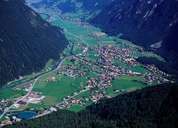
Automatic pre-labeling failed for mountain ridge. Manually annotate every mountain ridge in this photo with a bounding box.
[0,0,68,86]
[90,0,178,75]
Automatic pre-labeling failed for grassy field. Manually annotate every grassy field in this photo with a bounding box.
[0,10,166,116]
[106,76,146,97]
[51,17,101,46]
[33,74,87,106]
[0,88,25,100]
[67,104,84,112]
[130,65,148,74]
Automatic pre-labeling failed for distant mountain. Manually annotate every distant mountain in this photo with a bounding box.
[90,0,178,73]
[78,0,113,12]
[160,22,178,68]
[5,83,178,128]
[26,0,112,18]
[0,0,68,86]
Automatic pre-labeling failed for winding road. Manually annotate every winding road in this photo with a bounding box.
[0,56,71,120]
[0,14,89,120]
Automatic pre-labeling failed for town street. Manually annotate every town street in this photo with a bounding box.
[0,56,71,120]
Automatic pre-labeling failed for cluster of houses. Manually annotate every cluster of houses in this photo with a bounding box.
[96,45,138,66]
[144,65,170,84]
[13,92,45,109]
[54,44,144,110]
[91,92,105,103]
[60,64,86,78]
[1,41,171,127]
[0,100,13,114]
[58,43,171,110]
[96,45,170,85]
[56,97,83,110]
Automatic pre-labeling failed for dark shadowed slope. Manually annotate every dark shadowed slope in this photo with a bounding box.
[27,0,112,17]
[159,22,178,68]
[91,0,178,46]
[5,84,178,128]
[0,0,68,86]
[91,0,178,74]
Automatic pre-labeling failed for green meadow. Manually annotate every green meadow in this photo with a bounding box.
[0,88,25,100]
[106,76,146,97]
[33,75,87,106]
[0,11,165,114]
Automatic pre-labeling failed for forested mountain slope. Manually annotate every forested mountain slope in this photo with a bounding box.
[91,0,178,72]
[5,84,178,128]
[0,0,68,86]
[26,0,112,18]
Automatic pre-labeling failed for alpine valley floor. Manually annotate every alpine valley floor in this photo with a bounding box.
[0,3,173,127]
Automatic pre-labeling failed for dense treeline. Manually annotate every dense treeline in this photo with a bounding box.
[137,57,178,80]
[91,0,178,75]
[0,0,68,86]
[5,84,178,128]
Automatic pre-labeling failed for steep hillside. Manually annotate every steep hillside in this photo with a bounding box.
[160,22,178,68]
[91,0,178,46]
[79,0,112,12]
[5,84,178,128]
[91,0,178,74]
[0,0,68,86]
[26,0,112,18]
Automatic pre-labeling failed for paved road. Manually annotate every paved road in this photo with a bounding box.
[36,88,89,119]
[0,56,71,120]
[0,17,86,120]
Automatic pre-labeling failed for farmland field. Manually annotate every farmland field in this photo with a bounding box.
[0,3,170,123]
